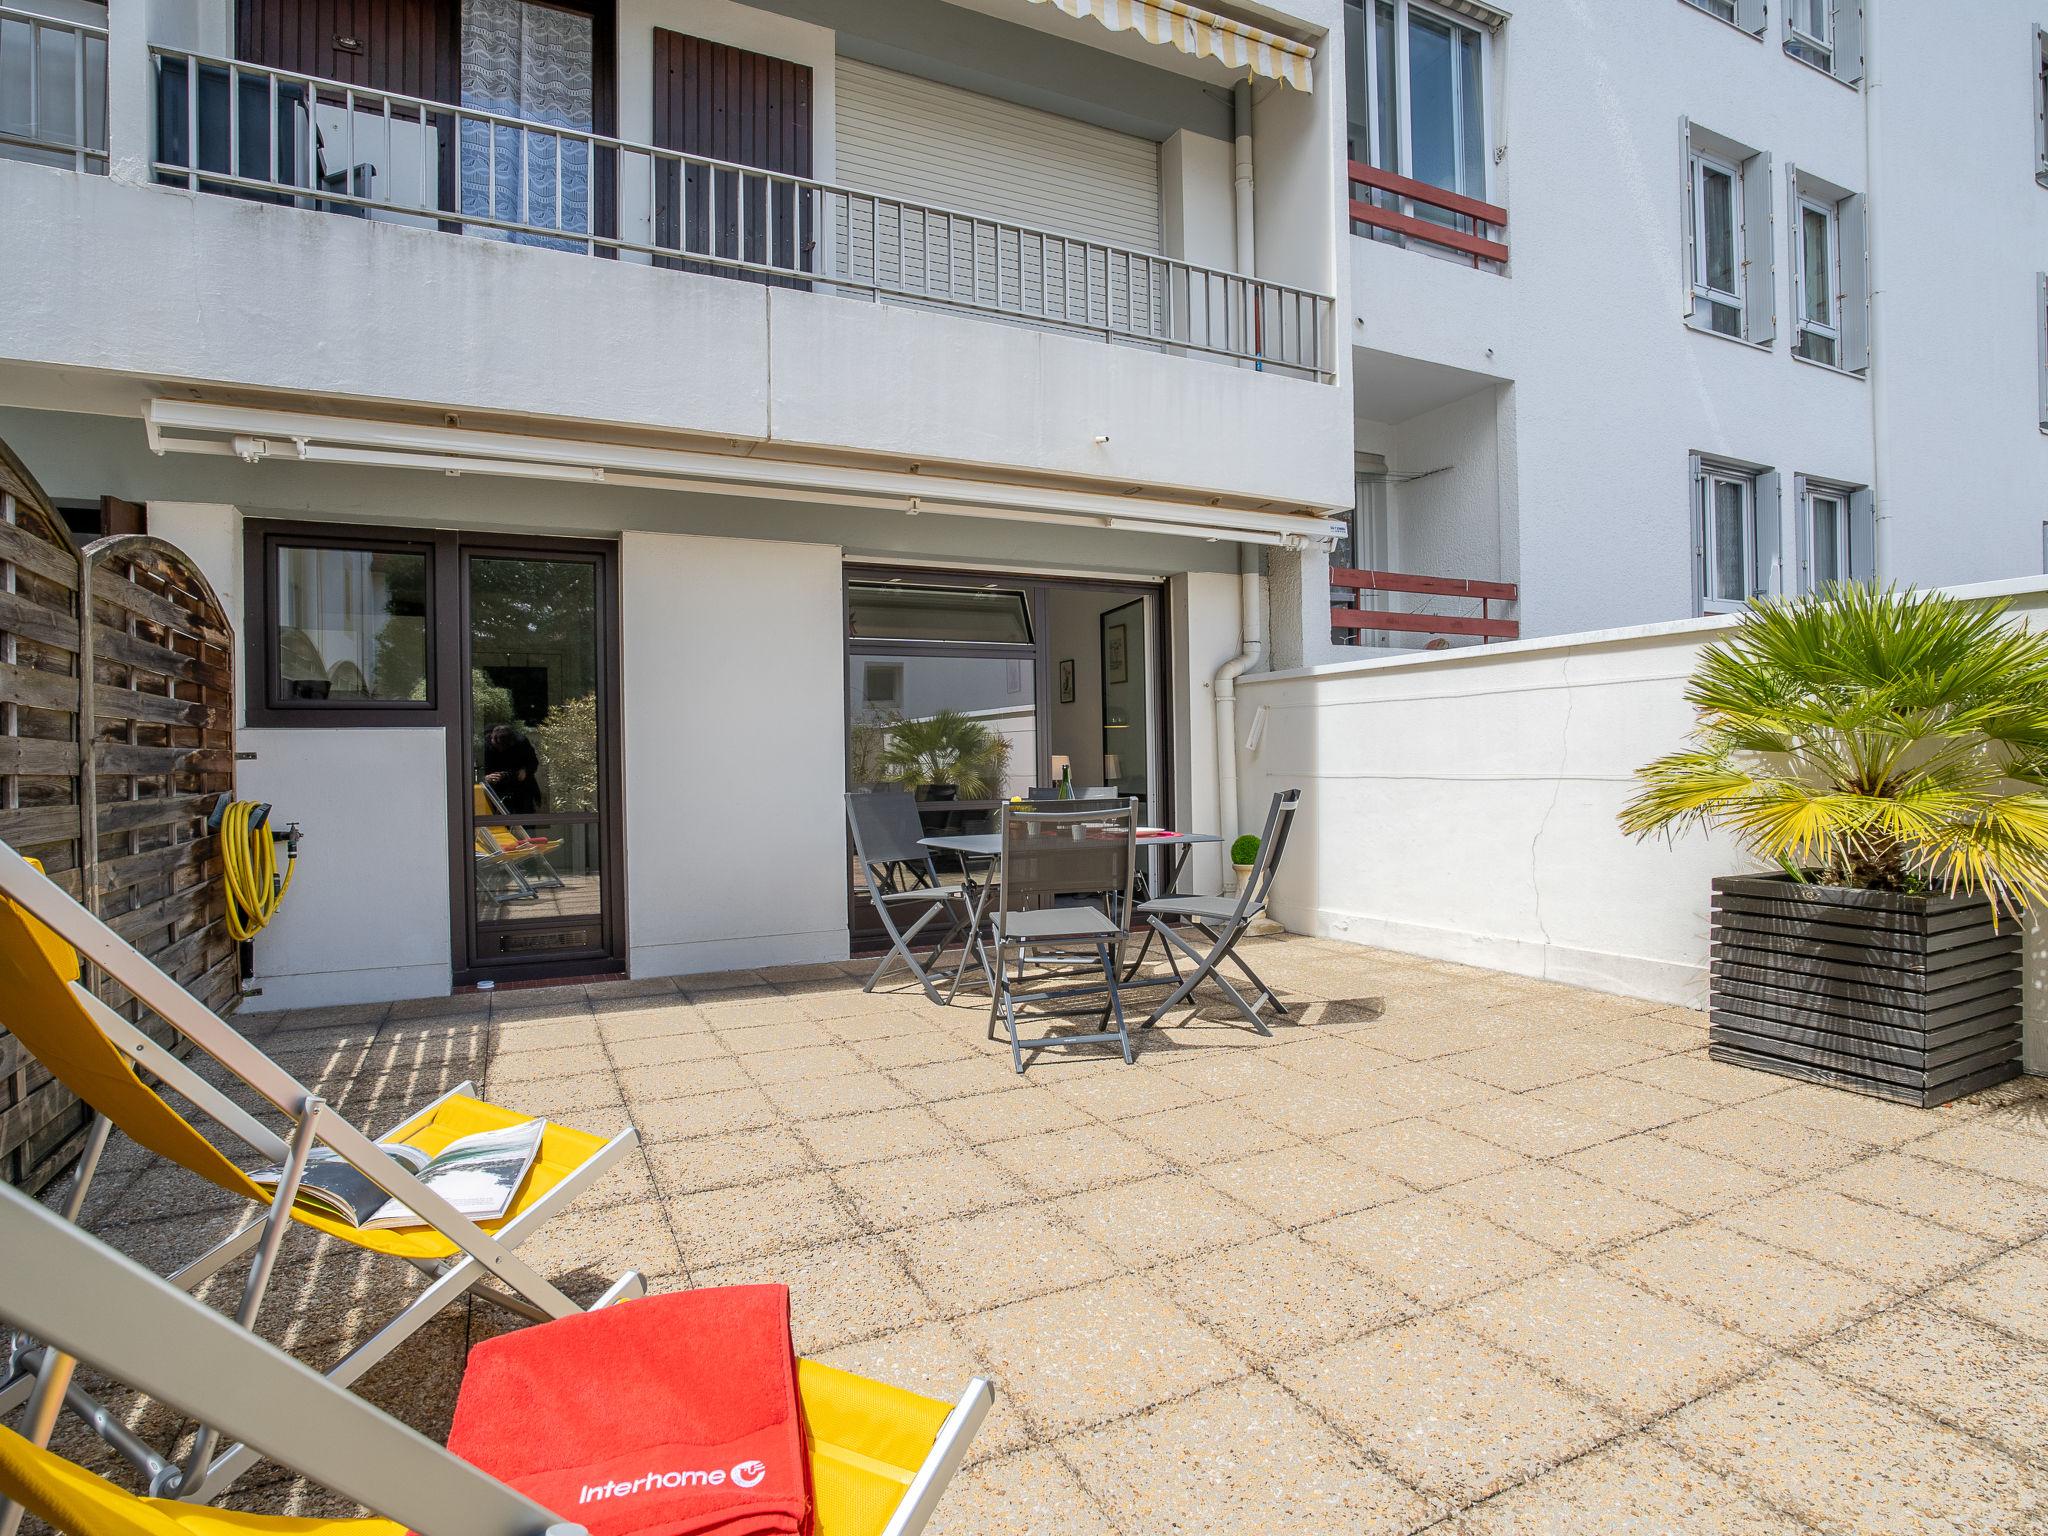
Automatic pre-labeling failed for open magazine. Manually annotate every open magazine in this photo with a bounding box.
[251,1118,546,1230]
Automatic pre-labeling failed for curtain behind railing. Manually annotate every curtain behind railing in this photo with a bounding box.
[458,0,592,247]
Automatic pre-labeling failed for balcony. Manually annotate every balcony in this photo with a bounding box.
[146,47,1332,383]
[1346,159,1507,271]
[0,4,106,173]
[1330,565,1520,647]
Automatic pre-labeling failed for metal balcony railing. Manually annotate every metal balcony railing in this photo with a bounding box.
[1347,160,1507,270]
[147,45,1336,380]
[1331,566,1520,644]
[0,5,108,172]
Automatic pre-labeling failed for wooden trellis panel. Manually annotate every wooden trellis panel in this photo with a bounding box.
[83,535,238,1026]
[0,442,89,1194]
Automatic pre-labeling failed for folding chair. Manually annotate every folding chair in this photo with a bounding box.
[847,792,979,1004]
[0,1181,993,1536]
[0,843,644,1505]
[1132,789,1301,1034]
[982,800,1137,1073]
[474,781,567,903]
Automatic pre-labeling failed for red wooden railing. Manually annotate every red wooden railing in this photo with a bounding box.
[1347,160,1508,267]
[1330,566,1520,643]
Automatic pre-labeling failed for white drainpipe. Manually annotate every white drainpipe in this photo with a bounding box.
[1214,547,1264,891]
[1862,0,1892,580]
[1232,80,1256,273]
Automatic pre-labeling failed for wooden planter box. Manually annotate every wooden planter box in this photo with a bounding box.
[1709,874,2022,1109]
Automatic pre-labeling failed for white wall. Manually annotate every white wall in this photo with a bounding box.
[620,529,849,977]
[1171,569,1242,896]
[1239,577,2048,1072]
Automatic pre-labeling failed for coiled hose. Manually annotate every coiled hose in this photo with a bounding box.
[219,801,297,942]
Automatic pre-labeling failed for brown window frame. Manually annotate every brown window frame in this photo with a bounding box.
[245,520,457,729]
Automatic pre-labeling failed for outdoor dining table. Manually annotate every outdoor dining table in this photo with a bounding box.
[919,827,1222,996]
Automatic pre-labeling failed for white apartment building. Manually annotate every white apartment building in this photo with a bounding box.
[2,0,2045,1008]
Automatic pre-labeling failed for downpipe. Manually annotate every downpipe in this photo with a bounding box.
[1214,549,1265,893]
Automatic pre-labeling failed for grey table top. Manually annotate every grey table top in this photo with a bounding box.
[920,830,1221,857]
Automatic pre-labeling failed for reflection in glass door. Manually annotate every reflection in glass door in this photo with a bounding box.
[462,547,618,977]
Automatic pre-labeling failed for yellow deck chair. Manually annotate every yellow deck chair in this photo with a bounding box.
[0,844,644,1506]
[472,784,565,904]
[0,1182,993,1536]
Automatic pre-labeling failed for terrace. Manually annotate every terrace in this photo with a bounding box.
[52,935,2048,1534]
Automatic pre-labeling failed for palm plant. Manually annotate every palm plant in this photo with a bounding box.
[1619,584,2048,921]
[876,709,1012,799]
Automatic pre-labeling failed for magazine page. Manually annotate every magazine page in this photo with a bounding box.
[361,1118,546,1230]
[251,1142,430,1228]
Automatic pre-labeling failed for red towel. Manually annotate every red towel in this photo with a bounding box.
[437,1286,810,1536]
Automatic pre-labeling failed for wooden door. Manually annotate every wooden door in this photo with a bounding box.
[236,0,459,100]
[651,29,811,286]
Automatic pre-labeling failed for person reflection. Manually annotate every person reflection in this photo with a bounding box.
[483,723,545,814]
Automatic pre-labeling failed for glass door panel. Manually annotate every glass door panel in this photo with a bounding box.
[465,552,611,969]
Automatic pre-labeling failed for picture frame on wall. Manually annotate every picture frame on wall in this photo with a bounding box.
[1105,623,1128,685]
[1059,658,1075,704]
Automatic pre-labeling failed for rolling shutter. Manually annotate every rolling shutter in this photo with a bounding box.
[833,58,1160,253]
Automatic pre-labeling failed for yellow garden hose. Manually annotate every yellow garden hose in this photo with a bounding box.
[218,801,299,942]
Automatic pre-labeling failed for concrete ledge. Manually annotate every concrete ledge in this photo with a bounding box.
[630,929,850,981]
[241,963,454,1013]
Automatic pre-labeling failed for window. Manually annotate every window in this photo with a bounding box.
[861,662,904,711]
[1684,123,1774,346]
[1691,456,1781,614]
[1786,168,1868,372]
[1344,0,1497,235]
[1795,476,1874,590]
[845,583,1034,645]
[1784,1,1863,85]
[257,531,437,716]
[1679,0,1765,32]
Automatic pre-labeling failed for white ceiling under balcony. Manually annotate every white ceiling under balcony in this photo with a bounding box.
[1352,345,1505,426]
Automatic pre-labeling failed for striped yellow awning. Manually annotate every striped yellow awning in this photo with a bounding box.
[1023,0,1316,91]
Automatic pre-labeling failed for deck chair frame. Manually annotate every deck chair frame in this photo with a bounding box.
[0,842,643,1504]
[0,1179,994,1536]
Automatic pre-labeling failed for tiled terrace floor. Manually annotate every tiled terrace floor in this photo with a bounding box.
[43,936,2048,1534]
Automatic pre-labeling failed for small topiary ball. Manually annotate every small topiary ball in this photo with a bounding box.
[1230,834,1261,867]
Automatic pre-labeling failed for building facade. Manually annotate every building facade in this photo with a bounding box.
[5,0,2047,1008]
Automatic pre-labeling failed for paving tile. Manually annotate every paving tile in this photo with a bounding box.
[1660,1358,2044,1535]
[1809,1302,2048,1464]
[818,1320,1030,1461]
[1151,1050,1307,1100]
[926,1448,1116,1536]
[1200,1143,1408,1227]
[615,1054,755,1102]
[1363,1015,1533,1061]
[1446,1436,1811,1535]
[1459,1264,1769,1419]
[1235,1079,1410,1140]
[759,1071,914,1122]
[1040,1067,1209,1122]
[1053,1172,1275,1269]
[488,1015,602,1055]
[1560,1132,1783,1217]
[959,1274,1246,1436]
[604,1029,732,1072]
[645,1124,816,1194]
[1442,1035,1655,1093]
[1278,1316,1617,1503]
[1359,1060,1505,1116]
[661,1172,857,1266]
[836,1147,1031,1230]
[852,1029,979,1070]
[896,1057,1030,1103]
[499,1067,625,1116]
[895,1205,1121,1315]
[694,1236,933,1355]
[1819,1152,2048,1244]
[1272,1034,1407,1081]
[739,1042,870,1085]
[1935,1244,2048,1345]
[1613,1052,1786,1105]
[980,1123,1168,1197]
[928,1088,1093,1144]
[1655,1103,1864,1179]
[595,1004,719,1042]
[1586,1010,1713,1055]
[1527,1074,1715,1134]
[1434,1097,1619,1159]
[1598,1222,1890,1348]
[1912,1120,2048,1191]
[1746,1085,1948,1147]
[1305,1194,1558,1308]
[1165,1233,1416,1363]
[628,1086,781,1142]
[797,1105,960,1169]
[1064,1375,1432,1535]
[1114,1100,1301,1164]
[511,1199,686,1292]
[1326,1116,1527,1191]
[1721,1188,1993,1289]
[1440,1165,1683,1255]
[712,1018,837,1055]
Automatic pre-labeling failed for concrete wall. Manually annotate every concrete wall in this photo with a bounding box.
[1238,576,2048,1072]
[621,530,849,978]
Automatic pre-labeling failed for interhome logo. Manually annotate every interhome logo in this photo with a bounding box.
[578,1461,769,1504]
